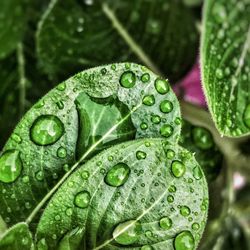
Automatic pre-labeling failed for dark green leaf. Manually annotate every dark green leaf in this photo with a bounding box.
[179,120,223,181]
[0,222,34,250]
[201,0,250,137]
[36,0,199,82]
[0,63,181,227]
[0,0,28,59]
[36,138,208,250]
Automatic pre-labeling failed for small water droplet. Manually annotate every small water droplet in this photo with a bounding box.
[74,191,91,208]
[171,161,185,178]
[155,78,169,94]
[159,217,172,230]
[167,195,174,203]
[81,171,90,180]
[35,170,44,181]
[66,207,73,216]
[136,151,147,160]
[174,231,195,250]
[213,3,227,23]
[57,147,67,158]
[141,245,153,250]
[141,73,150,83]
[193,166,203,180]
[143,95,155,106]
[120,71,136,88]
[160,125,173,138]
[140,122,148,130]
[105,163,130,187]
[166,149,175,159]
[192,223,200,231]
[215,68,224,79]
[0,150,22,183]
[192,127,214,150]
[30,115,64,146]
[180,206,191,217]
[57,82,66,91]
[151,115,161,124]
[11,133,22,144]
[113,220,141,246]
[160,100,173,113]
[168,185,176,193]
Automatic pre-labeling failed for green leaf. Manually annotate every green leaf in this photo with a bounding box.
[36,138,208,249]
[201,0,250,137]
[179,120,223,181]
[36,0,199,82]
[0,222,34,250]
[0,0,28,59]
[0,63,181,226]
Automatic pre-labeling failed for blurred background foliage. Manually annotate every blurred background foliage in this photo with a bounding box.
[0,0,249,249]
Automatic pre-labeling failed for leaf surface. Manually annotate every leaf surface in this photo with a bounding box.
[37,0,199,82]
[201,0,250,137]
[0,63,181,226]
[36,139,208,250]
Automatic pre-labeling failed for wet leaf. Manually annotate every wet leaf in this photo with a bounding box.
[180,120,223,181]
[36,138,208,250]
[0,223,34,250]
[37,0,199,82]
[201,0,250,137]
[0,63,181,226]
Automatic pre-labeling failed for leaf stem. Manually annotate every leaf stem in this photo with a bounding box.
[17,43,26,117]
[102,3,163,76]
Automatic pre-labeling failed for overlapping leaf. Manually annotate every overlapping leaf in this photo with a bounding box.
[0,63,181,226]
[36,139,208,250]
[201,0,250,137]
[36,0,199,82]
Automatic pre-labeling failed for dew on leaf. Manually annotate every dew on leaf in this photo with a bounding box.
[168,185,177,193]
[167,195,174,203]
[166,149,175,159]
[56,82,66,91]
[140,122,148,130]
[104,163,130,187]
[30,115,64,146]
[141,73,150,83]
[171,160,185,178]
[141,245,153,250]
[159,216,172,230]
[136,151,147,160]
[174,231,195,250]
[74,191,91,208]
[57,147,67,158]
[113,220,141,246]
[193,166,203,180]
[215,68,224,79]
[192,223,200,231]
[160,124,173,138]
[180,206,191,217]
[11,133,22,144]
[192,127,214,150]
[0,150,22,183]
[143,95,155,106]
[243,103,250,128]
[151,114,161,124]
[120,71,136,88]
[35,170,44,181]
[81,170,90,180]
[155,78,169,94]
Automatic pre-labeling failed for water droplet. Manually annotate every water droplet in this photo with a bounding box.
[57,82,66,91]
[30,115,64,146]
[140,122,148,130]
[136,151,147,160]
[0,150,22,183]
[81,171,90,180]
[22,175,29,183]
[113,220,141,246]
[171,161,185,178]
[55,215,61,221]
[101,68,107,75]
[143,95,155,106]
[180,206,191,217]
[213,3,227,23]
[120,71,136,88]
[141,73,150,83]
[11,133,22,144]
[151,115,161,124]
[168,185,176,193]
[192,127,213,150]
[66,208,73,216]
[193,166,203,180]
[243,103,250,128]
[105,163,130,187]
[74,191,91,208]
[167,195,174,203]
[141,245,153,250]
[56,100,64,110]
[192,223,200,231]
[159,217,172,230]
[155,78,169,94]
[160,100,173,113]
[166,149,175,159]
[57,147,67,158]
[160,125,173,138]
[215,69,224,79]
[35,170,44,181]
[174,231,195,250]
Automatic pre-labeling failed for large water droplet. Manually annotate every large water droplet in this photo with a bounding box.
[120,71,136,88]
[0,150,22,183]
[192,127,213,150]
[174,231,195,250]
[113,220,141,246]
[159,217,172,230]
[155,78,169,94]
[74,191,91,208]
[243,103,250,128]
[160,125,173,138]
[30,115,64,146]
[105,163,130,187]
[171,161,185,178]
